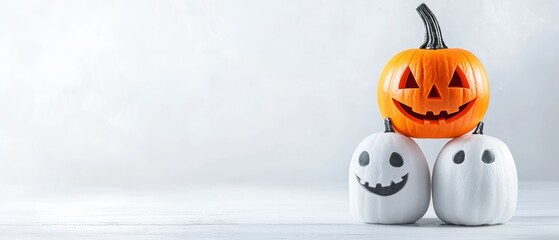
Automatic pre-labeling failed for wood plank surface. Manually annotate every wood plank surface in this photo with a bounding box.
[0,182,556,239]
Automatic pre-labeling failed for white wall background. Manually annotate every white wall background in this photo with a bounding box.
[0,0,557,191]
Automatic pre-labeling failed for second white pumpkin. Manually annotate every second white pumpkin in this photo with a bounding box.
[432,123,518,225]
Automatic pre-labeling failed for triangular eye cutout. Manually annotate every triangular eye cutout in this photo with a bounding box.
[399,67,419,89]
[448,67,470,88]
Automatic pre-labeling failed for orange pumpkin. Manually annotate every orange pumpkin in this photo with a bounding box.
[377,4,490,138]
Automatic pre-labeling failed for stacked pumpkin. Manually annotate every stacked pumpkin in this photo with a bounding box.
[349,3,517,225]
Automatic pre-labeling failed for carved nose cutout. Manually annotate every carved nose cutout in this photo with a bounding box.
[428,85,442,99]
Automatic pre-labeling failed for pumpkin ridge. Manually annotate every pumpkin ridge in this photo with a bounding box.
[445,50,466,106]
[457,50,477,107]
[457,48,491,119]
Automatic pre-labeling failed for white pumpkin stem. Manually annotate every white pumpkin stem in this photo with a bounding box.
[473,122,484,135]
[384,118,395,133]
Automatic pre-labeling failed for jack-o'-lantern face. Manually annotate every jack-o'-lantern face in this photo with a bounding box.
[377,49,490,138]
[377,4,490,138]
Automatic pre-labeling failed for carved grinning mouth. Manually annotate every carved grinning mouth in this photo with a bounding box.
[355,174,408,196]
[392,98,476,124]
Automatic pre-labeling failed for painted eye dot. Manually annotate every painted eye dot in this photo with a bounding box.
[453,150,465,164]
[389,152,403,167]
[482,150,495,164]
[359,151,369,167]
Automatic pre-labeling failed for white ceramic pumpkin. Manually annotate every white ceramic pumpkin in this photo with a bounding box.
[349,118,430,224]
[432,122,518,225]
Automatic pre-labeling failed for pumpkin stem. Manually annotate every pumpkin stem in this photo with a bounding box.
[384,118,395,133]
[417,3,448,50]
[473,122,484,135]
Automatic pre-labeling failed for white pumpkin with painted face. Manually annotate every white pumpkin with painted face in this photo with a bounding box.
[349,118,430,224]
[432,122,518,226]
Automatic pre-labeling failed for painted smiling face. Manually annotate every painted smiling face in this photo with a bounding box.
[377,4,490,138]
[432,123,517,225]
[349,119,430,224]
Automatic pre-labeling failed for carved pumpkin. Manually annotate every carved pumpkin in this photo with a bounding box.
[349,118,430,224]
[377,4,490,138]
[432,123,518,225]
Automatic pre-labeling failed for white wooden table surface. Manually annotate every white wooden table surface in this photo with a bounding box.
[0,182,557,239]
